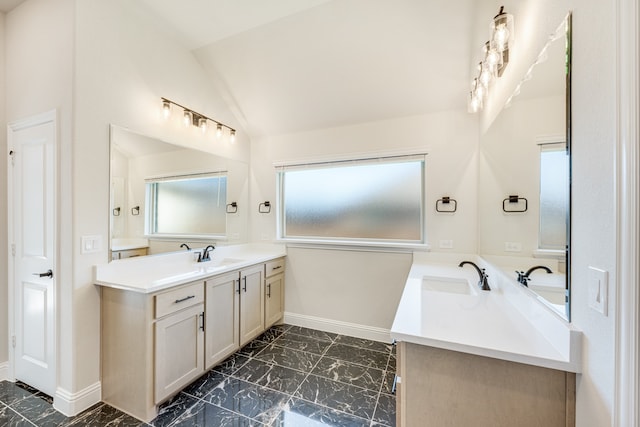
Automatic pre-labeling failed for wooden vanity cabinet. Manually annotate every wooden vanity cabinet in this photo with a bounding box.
[396,342,576,427]
[264,258,285,328]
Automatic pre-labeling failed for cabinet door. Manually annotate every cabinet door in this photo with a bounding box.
[239,265,264,346]
[154,303,204,403]
[205,272,240,370]
[265,273,284,328]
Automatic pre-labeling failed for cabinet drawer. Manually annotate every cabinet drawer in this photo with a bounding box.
[265,258,285,278]
[113,247,148,260]
[155,282,204,319]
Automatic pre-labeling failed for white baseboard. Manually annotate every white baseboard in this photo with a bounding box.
[0,362,9,381]
[283,312,392,343]
[53,381,101,417]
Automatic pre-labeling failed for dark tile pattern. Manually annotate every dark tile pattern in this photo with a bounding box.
[0,325,396,427]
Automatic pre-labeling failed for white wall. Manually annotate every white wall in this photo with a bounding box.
[72,0,250,399]
[250,110,478,332]
[475,1,617,425]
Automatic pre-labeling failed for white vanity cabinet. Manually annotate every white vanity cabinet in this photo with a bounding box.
[204,271,240,369]
[239,265,265,345]
[101,280,205,422]
[99,252,285,423]
[264,258,285,328]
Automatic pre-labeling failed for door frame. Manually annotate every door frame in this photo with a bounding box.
[7,109,58,388]
[615,0,640,425]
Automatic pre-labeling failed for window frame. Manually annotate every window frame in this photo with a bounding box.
[144,171,228,240]
[275,154,428,250]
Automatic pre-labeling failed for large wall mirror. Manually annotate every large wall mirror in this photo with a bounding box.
[479,13,572,320]
[109,125,249,261]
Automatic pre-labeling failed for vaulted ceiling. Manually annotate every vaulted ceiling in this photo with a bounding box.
[4,0,481,137]
[137,0,481,137]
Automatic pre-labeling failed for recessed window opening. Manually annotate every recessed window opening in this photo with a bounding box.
[145,172,227,237]
[539,143,568,250]
[277,155,426,244]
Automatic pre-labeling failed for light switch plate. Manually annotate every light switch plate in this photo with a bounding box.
[504,242,522,252]
[588,266,608,315]
[81,235,102,254]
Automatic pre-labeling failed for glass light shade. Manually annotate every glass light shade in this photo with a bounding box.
[480,69,492,87]
[198,117,207,133]
[216,124,223,139]
[475,82,487,100]
[162,100,171,119]
[491,10,514,53]
[468,92,482,113]
[230,129,236,144]
[183,110,192,127]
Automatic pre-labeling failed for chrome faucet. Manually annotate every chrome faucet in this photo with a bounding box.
[458,261,491,291]
[516,265,552,286]
[198,245,215,262]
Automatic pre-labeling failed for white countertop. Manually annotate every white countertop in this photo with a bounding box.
[95,243,286,294]
[391,259,581,373]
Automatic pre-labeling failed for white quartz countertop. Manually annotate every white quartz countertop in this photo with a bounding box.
[391,261,581,372]
[95,243,286,294]
[111,238,149,251]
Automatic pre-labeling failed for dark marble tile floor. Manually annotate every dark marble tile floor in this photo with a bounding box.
[0,324,396,426]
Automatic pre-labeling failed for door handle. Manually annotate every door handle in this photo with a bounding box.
[267,283,271,298]
[243,277,247,292]
[33,269,53,279]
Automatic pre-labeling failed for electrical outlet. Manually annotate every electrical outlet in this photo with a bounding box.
[439,239,454,249]
[504,242,522,252]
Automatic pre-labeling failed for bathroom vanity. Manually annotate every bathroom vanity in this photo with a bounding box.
[95,244,286,422]
[391,255,581,427]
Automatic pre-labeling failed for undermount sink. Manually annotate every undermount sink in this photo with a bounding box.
[422,276,474,295]
[209,257,244,267]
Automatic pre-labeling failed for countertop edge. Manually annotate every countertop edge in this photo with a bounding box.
[94,248,286,294]
[390,331,580,373]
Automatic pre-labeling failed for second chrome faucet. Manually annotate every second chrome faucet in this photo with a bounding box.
[458,261,491,291]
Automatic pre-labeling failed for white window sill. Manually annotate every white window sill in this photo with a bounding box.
[276,238,431,253]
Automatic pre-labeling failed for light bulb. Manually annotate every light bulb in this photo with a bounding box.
[475,83,486,100]
[216,124,223,139]
[230,129,236,144]
[198,117,207,133]
[162,100,171,119]
[468,92,481,113]
[493,24,510,51]
[479,70,492,87]
[485,47,501,68]
[183,110,192,127]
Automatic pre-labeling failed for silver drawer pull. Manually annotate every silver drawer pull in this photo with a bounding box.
[174,295,195,304]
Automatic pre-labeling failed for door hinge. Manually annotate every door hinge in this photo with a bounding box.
[11,336,15,348]
[10,244,15,257]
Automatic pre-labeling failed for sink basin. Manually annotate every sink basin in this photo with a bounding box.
[210,257,244,267]
[422,276,474,295]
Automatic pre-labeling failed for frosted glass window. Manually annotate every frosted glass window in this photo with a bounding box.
[278,157,424,242]
[539,144,568,250]
[147,174,227,236]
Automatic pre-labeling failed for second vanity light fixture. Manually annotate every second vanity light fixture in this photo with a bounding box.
[161,97,236,143]
[468,6,514,113]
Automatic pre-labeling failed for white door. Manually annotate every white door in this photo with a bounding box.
[8,111,57,396]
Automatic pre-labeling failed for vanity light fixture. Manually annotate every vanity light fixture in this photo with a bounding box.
[468,6,514,113]
[161,97,237,141]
